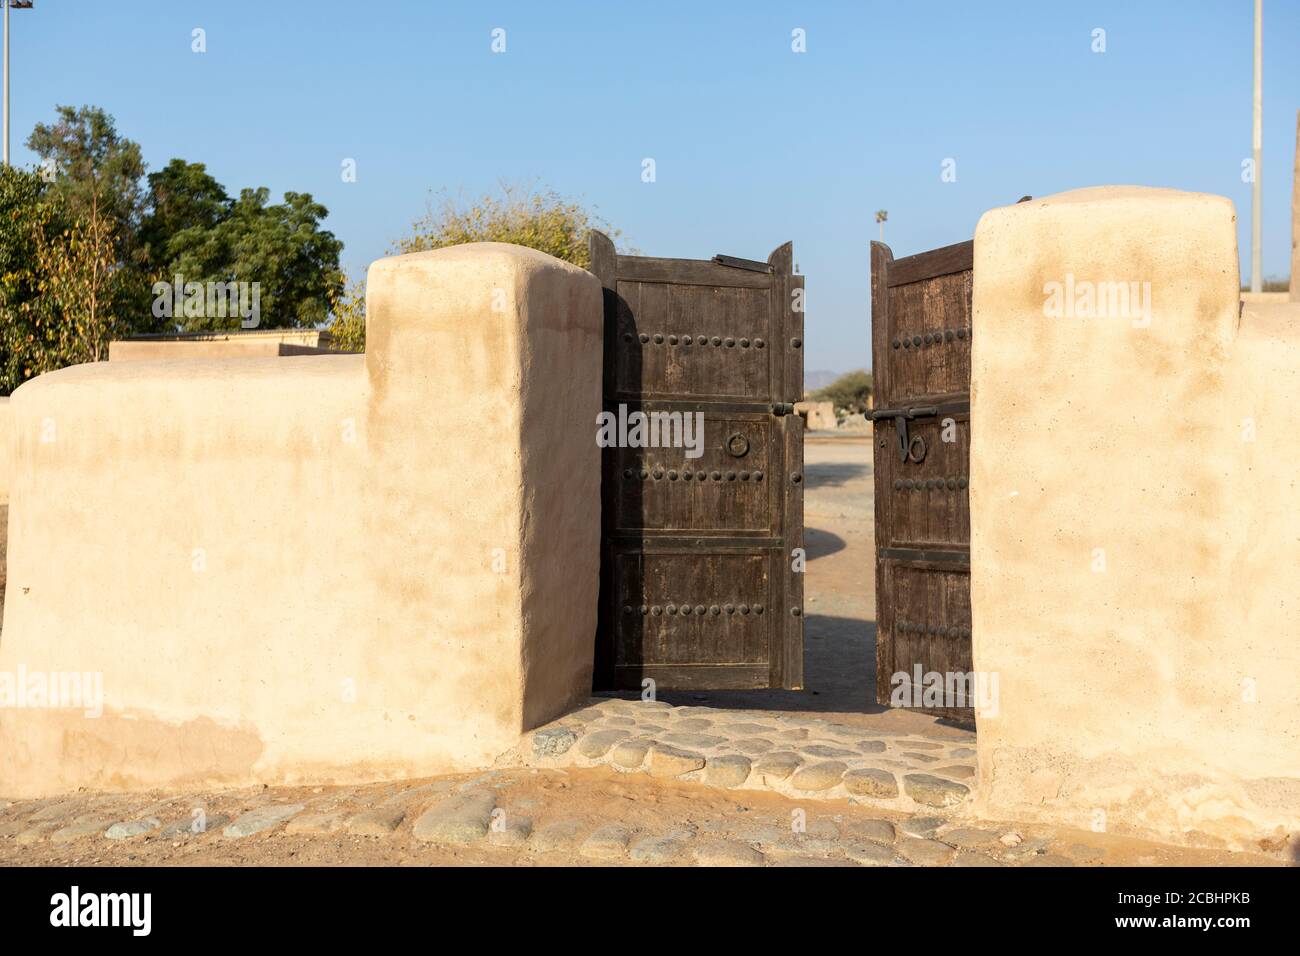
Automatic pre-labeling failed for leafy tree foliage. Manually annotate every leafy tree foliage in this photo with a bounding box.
[138,159,230,274]
[395,183,618,270]
[325,275,366,352]
[810,369,873,413]
[27,105,145,258]
[0,105,346,391]
[140,165,343,331]
[211,188,343,331]
[0,166,68,391]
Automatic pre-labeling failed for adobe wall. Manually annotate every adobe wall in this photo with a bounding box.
[794,400,837,431]
[108,329,340,361]
[0,243,602,797]
[969,186,1300,848]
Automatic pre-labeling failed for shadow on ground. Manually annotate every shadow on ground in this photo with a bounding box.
[804,460,870,490]
[804,527,846,561]
[609,613,883,715]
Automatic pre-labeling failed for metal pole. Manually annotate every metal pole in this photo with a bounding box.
[4,0,10,167]
[1251,0,1263,293]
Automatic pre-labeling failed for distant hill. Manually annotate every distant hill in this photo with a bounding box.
[804,369,840,395]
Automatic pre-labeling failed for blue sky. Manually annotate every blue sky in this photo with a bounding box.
[10,1,1299,373]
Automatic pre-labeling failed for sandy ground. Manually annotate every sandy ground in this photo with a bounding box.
[1,763,1279,868]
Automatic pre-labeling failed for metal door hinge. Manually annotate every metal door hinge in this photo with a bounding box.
[772,402,795,416]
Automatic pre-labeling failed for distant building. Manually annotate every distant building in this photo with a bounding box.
[108,329,347,361]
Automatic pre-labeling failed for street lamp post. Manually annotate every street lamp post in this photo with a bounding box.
[3,1,33,167]
[1251,0,1263,293]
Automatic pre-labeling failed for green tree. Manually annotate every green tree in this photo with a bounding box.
[0,166,67,392]
[35,192,131,364]
[147,185,344,333]
[0,164,129,387]
[1,105,348,383]
[138,159,230,276]
[811,369,873,413]
[27,105,146,261]
[26,105,151,334]
[219,189,343,330]
[395,183,618,269]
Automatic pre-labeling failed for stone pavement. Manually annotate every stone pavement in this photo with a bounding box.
[1,760,1280,867]
[513,697,974,811]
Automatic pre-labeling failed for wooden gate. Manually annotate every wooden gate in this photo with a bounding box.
[870,239,973,719]
[590,231,804,691]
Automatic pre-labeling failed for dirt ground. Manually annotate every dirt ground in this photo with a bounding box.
[2,762,1279,868]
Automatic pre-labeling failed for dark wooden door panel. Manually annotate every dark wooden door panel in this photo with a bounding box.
[871,240,973,720]
[611,549,775,667]
[884,271,973,400]
[606,411,779,535]
[878,415,971,549]
[593,232,803,692]
[611,283,775,402]
[876,562,974,698]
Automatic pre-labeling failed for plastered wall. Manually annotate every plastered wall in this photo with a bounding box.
[0,243,602,798]
[970,187,1300,848]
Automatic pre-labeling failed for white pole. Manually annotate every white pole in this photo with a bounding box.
[3,0,10,167]
[1251,0,1263,293]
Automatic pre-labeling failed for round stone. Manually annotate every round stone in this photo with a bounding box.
[843,768,900,799]
[704,754,752,788]
[647,745,706,778]
[410,792,496,844]
[752,751,803,782]
[532,727,579,757]
[487,815,533,847]
[673,717,714,731]
[903,774,970,808]
[580,824,633,860]
[690,839,765,867]
[843,818,897,844]
[663,732,725,749]
[104,818,161,840]
[723,722,778,736]
[611,739,654,769]
[900,816,947,839]
[790,761,848,792]
[936,764,976,780]
[576,728,632,759]
[802,744,858,759]
[897,836,957,866]
[630,834,688,863]
[531,820,586,853]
